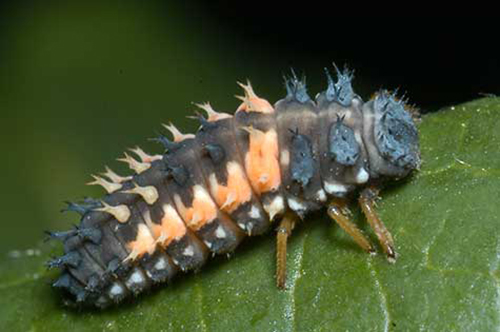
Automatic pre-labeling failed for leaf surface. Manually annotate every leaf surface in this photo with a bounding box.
[1,98,499,332]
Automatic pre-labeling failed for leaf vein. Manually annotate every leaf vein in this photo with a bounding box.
[421,210,450,269]
[283,232,307,332]
[367,258,390,332]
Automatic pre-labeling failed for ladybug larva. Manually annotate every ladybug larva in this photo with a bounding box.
[46,65,421,308]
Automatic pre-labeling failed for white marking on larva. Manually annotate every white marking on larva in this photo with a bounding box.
[162,204,180,220]
[323,181,348,194]
[287,197,307,214]
[102,166,132,183]
[280,149,290,167]
[203,240,213,249]
[208,173,219,196]
[87,175,122,193]
[128,146,162,163]
[215,225,227,239]
[264,195,285,221]
[124,184,159,205]
[163,123,195,142]
[246,223,254,235]
[354,131,364,146]
[249,205,261,219]
[316,189,327,202]
[154,257,168,270]
[97,202,131,223]
[117,152,150,174]
[221,193,236,211]
[352,98,362,108]
[356,167,369,184]
[127,270,145,286]
[108,283,125,298]
[141,207,153,225]
[182,245,194,257]
[194,102,232,122]
[237,222,247,231]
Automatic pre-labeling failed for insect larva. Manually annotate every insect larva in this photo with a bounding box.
[46,65,421,308]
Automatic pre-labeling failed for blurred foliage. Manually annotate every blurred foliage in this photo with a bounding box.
[1,98,499,331]
[2,1,365,253]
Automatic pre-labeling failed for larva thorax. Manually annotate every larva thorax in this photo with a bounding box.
[47,65,420,308]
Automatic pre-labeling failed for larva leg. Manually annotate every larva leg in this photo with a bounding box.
[276,211,298,289]
[358,186,396,262]
[327,199,375,254]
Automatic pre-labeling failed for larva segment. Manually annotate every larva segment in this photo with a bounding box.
[316,67,369,197]
[243,126,281,194]
[173,185,218,231]
[93,200,173,297]
[234,107,285,221]
[139,251,177,285]
[137,197,187,248]
[361,90,421,178]
[195,116,270,235]
[74,204,135,283]
[59,223,138,307]
[209,161,252,213]
[53,161,181,307]
[62,247,107,304]
[132,161,209,272]
[274,74,325,217]
[163,138,245,254]
[111,204,157,263]
[103,179,178,289]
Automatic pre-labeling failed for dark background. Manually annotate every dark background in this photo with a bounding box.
[0,2,498,252]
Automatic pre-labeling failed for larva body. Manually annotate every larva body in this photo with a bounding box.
[47,67,421,308]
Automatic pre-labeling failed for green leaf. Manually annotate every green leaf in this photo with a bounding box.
[1,97,499,332]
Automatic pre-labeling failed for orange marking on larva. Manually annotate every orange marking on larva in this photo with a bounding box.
[208,161,252,213]
[174,185,218,231]
[243,127,281,194]
[125,223,157,261]
[236,81,274,114]
[152,204,187,246]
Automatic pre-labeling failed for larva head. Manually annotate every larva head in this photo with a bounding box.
[363,91,421,179]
